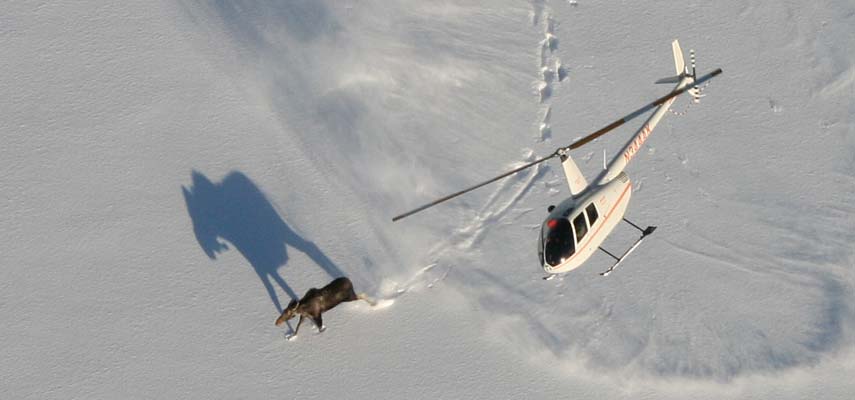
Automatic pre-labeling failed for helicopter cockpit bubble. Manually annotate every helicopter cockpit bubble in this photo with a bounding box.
[542,218,575,267]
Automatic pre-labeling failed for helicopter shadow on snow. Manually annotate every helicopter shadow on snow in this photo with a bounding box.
[182,170,344,313]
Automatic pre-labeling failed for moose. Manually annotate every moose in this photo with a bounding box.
[275,277,376,340]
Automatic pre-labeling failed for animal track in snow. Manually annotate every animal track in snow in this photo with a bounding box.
[675,153,701,177]
[536,14,564,104]
[538,81,552,103]
[533,9,569,155]
[539,106,552,140]
[541,66,555,84]
[377,263,453,301]
[529,0,546,26]
[387,152,549,302]
[555,59,568,82]
[543,17,559,52]
[428,150,547,252]
[768,98,783,113]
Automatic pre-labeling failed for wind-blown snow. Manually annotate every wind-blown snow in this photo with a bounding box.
[2,0,854,398]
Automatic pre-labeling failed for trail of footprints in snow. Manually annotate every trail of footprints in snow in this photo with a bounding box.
[375,263,453,304]
[386,3,578,299]
[531,3,572,199]
[535,11,568,141]
[393,156,545,297]
[380,158,544,299]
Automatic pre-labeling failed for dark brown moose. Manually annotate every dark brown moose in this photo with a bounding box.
[275,277,375,339]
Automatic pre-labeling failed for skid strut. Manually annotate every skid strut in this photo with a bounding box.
[598,219,656,276]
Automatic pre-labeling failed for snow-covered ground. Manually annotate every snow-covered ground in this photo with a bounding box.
[2,0,854,398]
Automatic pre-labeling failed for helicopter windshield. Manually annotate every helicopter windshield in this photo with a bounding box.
[543,218,575,266]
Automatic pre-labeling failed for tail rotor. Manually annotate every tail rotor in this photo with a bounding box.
[659,41,713,115]
[687,49,705,103]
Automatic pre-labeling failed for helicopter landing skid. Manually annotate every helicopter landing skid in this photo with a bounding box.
[599,219,656,276]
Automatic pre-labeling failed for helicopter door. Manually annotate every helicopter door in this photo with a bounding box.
[585,203,599,226]
[572,212,589,244]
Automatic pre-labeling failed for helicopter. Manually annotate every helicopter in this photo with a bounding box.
[393,40,722,278]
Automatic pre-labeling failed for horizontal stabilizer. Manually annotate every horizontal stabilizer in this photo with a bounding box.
[655,75,682,84]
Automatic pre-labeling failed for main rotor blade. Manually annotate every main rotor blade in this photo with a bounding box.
[566,68,722,150]
[392,153,557,222]
[392,68,722,223]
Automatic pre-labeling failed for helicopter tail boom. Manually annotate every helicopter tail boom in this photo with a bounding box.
[597,41,720,184]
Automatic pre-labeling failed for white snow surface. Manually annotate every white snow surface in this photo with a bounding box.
[3,0,855,398]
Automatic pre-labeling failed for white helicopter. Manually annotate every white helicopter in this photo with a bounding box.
[393,40,722,278]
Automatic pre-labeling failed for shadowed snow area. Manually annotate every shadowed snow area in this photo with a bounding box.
[2,0,855,398]
[182,170,344,312]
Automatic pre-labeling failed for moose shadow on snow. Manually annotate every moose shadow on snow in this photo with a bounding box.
[182,170,343,312]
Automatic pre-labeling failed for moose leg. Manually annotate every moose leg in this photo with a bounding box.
[286,315,305,340]
[313,314,325,332]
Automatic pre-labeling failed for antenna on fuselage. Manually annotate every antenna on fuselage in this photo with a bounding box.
[602,149,607,170]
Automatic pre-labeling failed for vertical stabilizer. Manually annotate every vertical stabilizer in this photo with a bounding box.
[656,40,688,84]
[672,39,686,75]
[560,153,588,196]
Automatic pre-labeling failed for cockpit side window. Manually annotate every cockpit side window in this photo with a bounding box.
[573,213,588,243]
[585,203,599,226]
